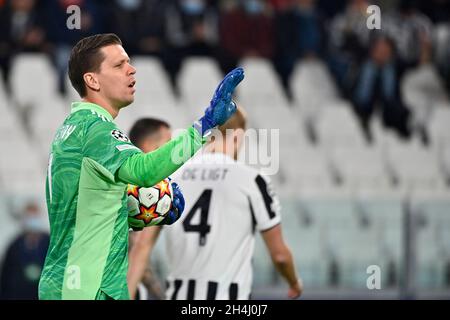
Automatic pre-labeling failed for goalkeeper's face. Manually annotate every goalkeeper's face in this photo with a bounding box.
[96,44,136,109]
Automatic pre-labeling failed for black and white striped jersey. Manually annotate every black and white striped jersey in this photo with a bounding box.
[164,152,281,300]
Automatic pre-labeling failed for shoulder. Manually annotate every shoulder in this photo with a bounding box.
[82,111,129,140]
[68,109,115,129]
[228,161,273,192]
[232,161,268,182]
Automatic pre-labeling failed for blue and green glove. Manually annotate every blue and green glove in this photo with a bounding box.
[193,67,245,137]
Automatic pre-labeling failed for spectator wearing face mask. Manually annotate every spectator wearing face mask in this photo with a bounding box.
[109,0,144,56]
[272,0,325,101]
[218,0,275,75]
[40,0,104,96]
[0,0,45,96]
[0,202,49,300]
[108,0,167,59]
[161,0,220,97]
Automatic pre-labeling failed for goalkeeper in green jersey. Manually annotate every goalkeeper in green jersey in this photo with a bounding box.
[38,33,244,300]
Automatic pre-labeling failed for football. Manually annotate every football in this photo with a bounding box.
[127,178,173,228]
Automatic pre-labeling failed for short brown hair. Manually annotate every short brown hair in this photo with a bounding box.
[129,118,170,148]
[68,33,122,97]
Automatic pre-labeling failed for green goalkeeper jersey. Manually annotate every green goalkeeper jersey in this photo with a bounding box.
[39,102,204,300]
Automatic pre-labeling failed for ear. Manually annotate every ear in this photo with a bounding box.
[141,140,156,153]
[83,72,100,92]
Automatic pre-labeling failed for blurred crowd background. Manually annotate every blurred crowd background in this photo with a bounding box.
[0,0,450,299]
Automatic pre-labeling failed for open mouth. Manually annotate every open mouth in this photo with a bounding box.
[128,80,136,88]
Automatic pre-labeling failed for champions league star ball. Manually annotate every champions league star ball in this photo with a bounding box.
[127,179,173,228]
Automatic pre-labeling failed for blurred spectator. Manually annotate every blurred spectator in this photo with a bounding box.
[41,0,104,96]
[383,0,433,72]
[218,0,274,73]
[351,35,412,141]
[161,0,219,97]
[0,0,45,96]
[433,23,450,92]
[135,0,167,57]
[422,0,450,92]
[108,0,166,59]
[108,0,145,56]
[272,0,324,101]
[315,0,347,21]
[401,29,447,145]
[418,0,450,24]
[327,0,372,97]
[0,202,49,300]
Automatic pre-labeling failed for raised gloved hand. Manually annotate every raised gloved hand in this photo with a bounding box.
[159,181,185,225]
[193,67,245,137]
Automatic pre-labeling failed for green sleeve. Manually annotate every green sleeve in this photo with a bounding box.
[117,126,206,186]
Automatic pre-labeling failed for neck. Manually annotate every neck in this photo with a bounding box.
[206,142,236,160]
[82,95,119,119]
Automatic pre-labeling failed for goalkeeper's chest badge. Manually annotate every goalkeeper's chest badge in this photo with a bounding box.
[111,129,131,142]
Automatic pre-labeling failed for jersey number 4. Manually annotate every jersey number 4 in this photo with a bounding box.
[182,189,212,246]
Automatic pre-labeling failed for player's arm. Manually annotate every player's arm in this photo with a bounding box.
[117,126,202,187]
[261,225,303,299]
[117,67,245,187]
[127,226,162,300]
[249,173,302,299]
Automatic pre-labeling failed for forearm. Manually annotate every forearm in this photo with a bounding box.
[271,247,299,287]
[128,247,150,300]
[127,227,161,299]
[118,126,205,186]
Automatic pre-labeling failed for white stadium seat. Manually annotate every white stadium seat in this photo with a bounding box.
[428,104,450,148]
[440,147,450,184]
[238,58,289,110]
[329,146,391,190]
[410,189,450,289]
[386,139,445,191]
[280,197,329,287]
[315,101,367,148]
[280,146,334,194]
[355,190,405,287]
[297,191,380,288]
[401,64,448,133]
[291,59,339,110]
[32,97,69,161]
[11,54,57,107]
[0,99,22,135]
[178,57,223,118]
[0,139,45,194]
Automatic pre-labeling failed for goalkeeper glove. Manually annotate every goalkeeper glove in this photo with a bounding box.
[160,182,185,225]
[193,67,245,137]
